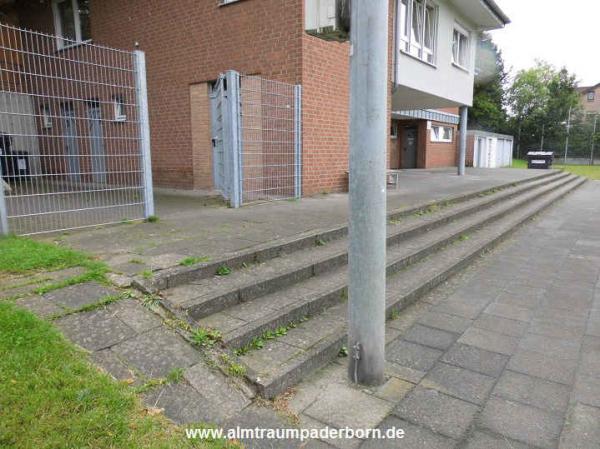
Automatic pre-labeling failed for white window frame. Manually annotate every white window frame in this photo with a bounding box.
[588,91,596,102]
[452,23,470,70]
[397,0,438,65]
[431,125,453,143]
[113,95,126,122]
[51,0,91,49]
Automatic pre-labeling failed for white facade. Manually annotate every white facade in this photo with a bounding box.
[470,130,513,168]
[392,0,508,110]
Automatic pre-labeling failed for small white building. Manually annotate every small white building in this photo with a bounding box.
[467,130,514,168]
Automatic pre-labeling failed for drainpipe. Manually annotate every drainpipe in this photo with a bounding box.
[347,0,388,386]
[458,106,468,176]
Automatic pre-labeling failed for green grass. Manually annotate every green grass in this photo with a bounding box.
[179,256,211,267]
[0,236,109,295]
[510,159,528,169]
[0,301,238,449]
[511,159,600,179]
[555,164,600,180]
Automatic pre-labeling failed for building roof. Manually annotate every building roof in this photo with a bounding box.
[578,83,600,93]
[482,0,511,26]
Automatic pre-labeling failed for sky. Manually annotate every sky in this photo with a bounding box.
[490,0,600,86]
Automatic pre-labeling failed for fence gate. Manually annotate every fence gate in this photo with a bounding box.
[0,23,153,236]
[210,70,301,207]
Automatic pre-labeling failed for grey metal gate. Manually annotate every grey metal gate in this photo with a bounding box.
[0,23,154,235]
[210,70,302,207]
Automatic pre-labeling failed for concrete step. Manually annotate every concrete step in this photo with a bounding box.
[139,171,561,293]
[194,173,578,350]
[237,176,586,398]
[160,171,570,321]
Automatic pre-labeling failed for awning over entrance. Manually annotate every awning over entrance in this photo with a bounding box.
[392,109,460,125]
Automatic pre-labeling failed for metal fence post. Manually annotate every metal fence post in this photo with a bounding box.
[134,50,155,218]
[0,165,9,235]
[225,71,242,208]
[294,84,303,199]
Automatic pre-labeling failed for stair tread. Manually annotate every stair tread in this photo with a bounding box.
[161,171,569,313]
[195,174,577,345]
[236,176,584,396]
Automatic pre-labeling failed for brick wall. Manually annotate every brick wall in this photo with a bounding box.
[16,0,303,190]
[424,122,458,168]
[301,35,350,194]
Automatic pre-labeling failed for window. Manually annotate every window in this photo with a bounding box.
[431,125,453,142]
[391,122,399,139]
[52,0,91,47]
[398,0,437,64]
[113,95,126,122]
[452,24,470,69]
[41,104,52,129]
[588,91,596,102]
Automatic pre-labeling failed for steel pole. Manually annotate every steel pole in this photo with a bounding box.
[564,106,572,165]
[134,50,155,218]
[458,106,468,176]
[347,0,388,386]
[590,114,597,166]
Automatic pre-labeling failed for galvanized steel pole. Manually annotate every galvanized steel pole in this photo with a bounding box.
[458,106,468,176]
[134,50,155,218]
[347,0,388,386]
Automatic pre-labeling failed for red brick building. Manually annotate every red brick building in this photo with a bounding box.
[3,0,508,196]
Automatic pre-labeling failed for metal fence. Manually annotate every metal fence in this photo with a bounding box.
[0,23,153,235]
[210,70,301,207]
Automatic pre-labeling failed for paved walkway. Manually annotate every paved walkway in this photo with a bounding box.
[277,180,600,449]
[8,174,598,449]
[46,168,545,276]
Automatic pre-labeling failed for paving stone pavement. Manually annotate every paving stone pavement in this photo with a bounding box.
[14,281,254,426]
[283,181,600,449]
[9,180,600,448]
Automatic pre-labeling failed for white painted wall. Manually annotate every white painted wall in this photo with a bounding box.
[393,0,479,109]
[0,92,40,175]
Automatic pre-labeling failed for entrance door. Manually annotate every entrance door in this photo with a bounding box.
[403,127,418,169]
[60,102,80,182]
[87,100,106,184]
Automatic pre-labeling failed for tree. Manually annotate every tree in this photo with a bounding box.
[506,61,581,158]
[470,34,508,132]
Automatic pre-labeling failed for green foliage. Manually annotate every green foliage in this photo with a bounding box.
[141,270,153,280]
[507,61,581,157]
[0,301,234,448]
[226,363,246,377]
[179,256,211,267]
[215,265,232,276]
[471,33,508,132]
[192,328,222,348]
[166,367,184,384]
[145,215,159,223]
[338,346,348,357]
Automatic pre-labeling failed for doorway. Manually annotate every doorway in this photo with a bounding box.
[402,126,418,169]
[87,99,106,184]
[60,102,80,182]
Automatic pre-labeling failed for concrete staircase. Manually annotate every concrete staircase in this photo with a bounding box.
[143,171,586,398]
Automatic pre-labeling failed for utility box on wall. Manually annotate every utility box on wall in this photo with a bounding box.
[305,0,350,41]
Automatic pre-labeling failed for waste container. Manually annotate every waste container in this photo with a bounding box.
[0,133,12,177]
[527,151,554,169]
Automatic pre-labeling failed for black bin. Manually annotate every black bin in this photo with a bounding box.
[527,151,554,169]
